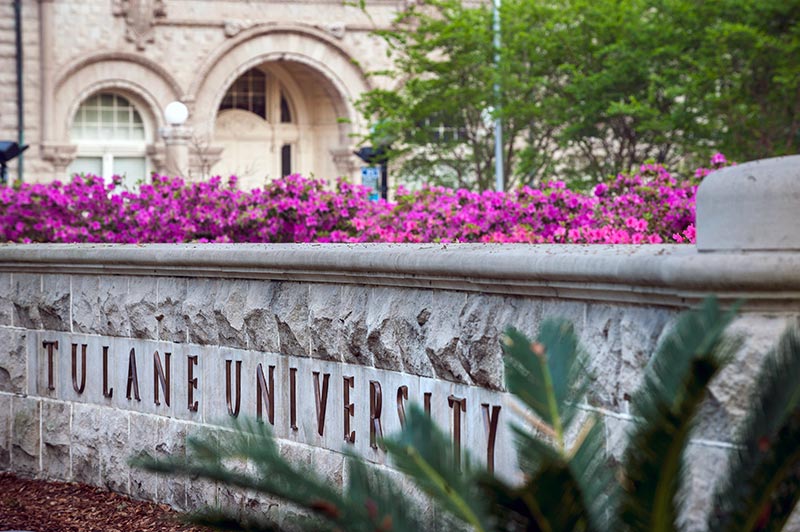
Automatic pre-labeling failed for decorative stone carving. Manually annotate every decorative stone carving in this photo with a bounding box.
[223,20,256,39]
[324,23,346,40]
[112,0,167,50]
[40,143,77,173]
[331,147,359,176]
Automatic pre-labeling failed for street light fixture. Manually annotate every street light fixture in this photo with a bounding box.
[0,141,28,185]
[354,145,389,200]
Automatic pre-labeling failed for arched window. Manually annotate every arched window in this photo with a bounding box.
[219,68,267,119]
[214,66,299,186]
[68,93,150,185]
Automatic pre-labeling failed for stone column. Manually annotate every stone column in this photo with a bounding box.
[696,155,800,251]
[160,126,192,178]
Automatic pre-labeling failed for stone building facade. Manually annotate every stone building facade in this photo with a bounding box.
[0,0,403,189]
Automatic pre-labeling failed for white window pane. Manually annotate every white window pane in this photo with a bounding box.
[113,157,147,186]
[68,157,103,179]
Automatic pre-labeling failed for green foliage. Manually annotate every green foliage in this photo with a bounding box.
[358,0,800,188]
[135,298,800,531]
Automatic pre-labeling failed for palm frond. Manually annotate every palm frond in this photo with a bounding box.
[503,320,589,451]
[383,404,493,532]
[619,297,738,532]
[709,326,800,532]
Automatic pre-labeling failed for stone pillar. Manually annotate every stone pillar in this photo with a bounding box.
[160,126,192,178]
[696,155,800,251]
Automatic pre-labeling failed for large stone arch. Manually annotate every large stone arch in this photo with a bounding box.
[53,53,183,142]
[189,24,371,147]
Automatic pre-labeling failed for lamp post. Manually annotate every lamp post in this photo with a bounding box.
[161,101,191,177]
[354,145,389,200]
[0,141,28,185]
[492,0,504,192]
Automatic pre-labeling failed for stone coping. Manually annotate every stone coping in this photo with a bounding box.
[0,243,798,308]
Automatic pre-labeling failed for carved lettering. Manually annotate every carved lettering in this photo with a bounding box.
[448,395,467,471]
[71,343,87,394]
[396,385,409,428]
[256,363,275,425]
[482,404,501,473]
[102,346,113,398]
[42,340,58,391]
[313,371,330,437]
[424,392,432,416]
[369,381,384,449]
[226,360,242,417]
[153,351,171,407]
[289,367,298,431]
[343,376,355,443]
[187,355,198,412]
[126,348,140,401]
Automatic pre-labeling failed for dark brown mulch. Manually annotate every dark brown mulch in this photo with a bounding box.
[0,472,212,532]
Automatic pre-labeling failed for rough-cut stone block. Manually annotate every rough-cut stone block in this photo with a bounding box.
[0,327,27,393]
[422,290,468,383]
[41,400,71,480]
[99,409,129,494]
[11,396,40,476]
[126,277,159,339]
[0,393,11,469]
[458,294,519,390]
[243,281,279,353]
[681,444,731,532]
[279,439,345,489]
[308,283,345,362]
[13,274,70,331]
[157,277,188,343]
[129,412,158,501]
[212,279,250,349]
[70,403,101,485]
[155,418,188,510]
[339,285,373,367]
[705,315,794,435]
[74,276,158,339]
[184,424,219,510]
[183,278,222,346]
[0,273,12,326]
[271,282,310,358]
[71,275,102,334]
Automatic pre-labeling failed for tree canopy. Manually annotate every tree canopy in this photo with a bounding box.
[358,0,800,190]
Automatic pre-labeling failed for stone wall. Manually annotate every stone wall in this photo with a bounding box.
[0,243,799,530]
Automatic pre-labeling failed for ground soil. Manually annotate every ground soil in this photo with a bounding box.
[0,473,211,532]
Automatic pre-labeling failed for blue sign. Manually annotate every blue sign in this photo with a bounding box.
[361,166,381,201]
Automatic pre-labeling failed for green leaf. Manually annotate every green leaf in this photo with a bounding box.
[619,296,739,532]
[710,326,800,532]
[503,320,588,450]
[383,405,492,532]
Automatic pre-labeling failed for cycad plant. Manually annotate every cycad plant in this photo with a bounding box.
[136,297,800,531]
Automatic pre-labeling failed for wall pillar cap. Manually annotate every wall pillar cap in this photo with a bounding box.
[696,155,800,252]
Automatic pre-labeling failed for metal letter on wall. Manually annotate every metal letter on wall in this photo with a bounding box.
[289,367,298,431]
[153,351,171,407]
[256,363,275,425]
[126,348,140,401]
[448,395,467,472]
[42,341,58,391]
[225,359,242,417]
[343,376,355,443]
[369,381,384,449]
[102,346,113,398]
[482,404,501,473]
[396,385,409,428]
[187,355,198,412]
[71,343,87,394]
[313,371,330,437]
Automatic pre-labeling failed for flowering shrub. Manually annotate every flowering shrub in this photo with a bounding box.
[0,155,730,244]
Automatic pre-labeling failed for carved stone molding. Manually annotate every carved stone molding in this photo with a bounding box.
[331,147,359,176]
[41,143,77,172]
[112,0,167,50]
[223,20,256,39]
